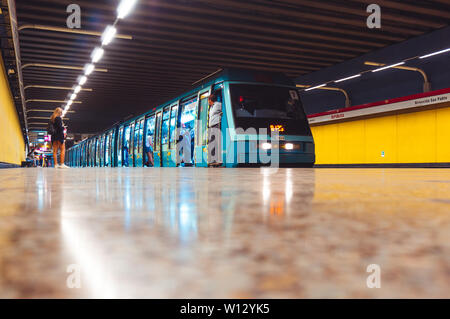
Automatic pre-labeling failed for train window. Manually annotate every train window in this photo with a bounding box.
[169,105,178,148]
[155,112,162,151]
[161,108,170,145]
[230,84,311,136]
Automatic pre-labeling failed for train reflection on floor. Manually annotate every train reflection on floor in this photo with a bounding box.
[0,168,449,298]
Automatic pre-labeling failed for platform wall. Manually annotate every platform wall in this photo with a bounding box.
[311,106,450,165]
[0,55,25,166]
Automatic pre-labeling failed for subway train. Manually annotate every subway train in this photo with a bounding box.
[66,69,315,168]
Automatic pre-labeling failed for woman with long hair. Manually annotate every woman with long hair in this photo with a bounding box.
[50,107,69,169]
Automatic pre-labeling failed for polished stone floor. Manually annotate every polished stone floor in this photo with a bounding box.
[0,168,449,298]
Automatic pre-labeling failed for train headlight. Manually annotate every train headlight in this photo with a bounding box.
[284,143,294,150]
[261,142,272,150]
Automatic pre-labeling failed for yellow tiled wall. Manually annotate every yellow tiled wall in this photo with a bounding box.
[0,55,25,165]
[311,106,450,164]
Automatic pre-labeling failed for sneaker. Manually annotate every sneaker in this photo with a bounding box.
[55,164,61,169]
[59,164,70,169]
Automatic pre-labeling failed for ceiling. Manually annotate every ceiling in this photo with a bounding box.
[9,0,450,133]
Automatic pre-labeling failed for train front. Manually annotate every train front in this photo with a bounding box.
[221,76,316,167]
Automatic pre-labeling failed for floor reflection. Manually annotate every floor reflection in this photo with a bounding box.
[1,168,449,298]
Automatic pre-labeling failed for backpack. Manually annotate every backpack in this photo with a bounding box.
[47,120,56,136]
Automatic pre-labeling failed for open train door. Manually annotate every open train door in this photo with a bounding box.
[134,117,145,167]
[194,88,211,167]
[153,111,163,167]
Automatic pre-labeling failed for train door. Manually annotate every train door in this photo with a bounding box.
[134,118,145,167]
[83,144,86,167]
[108,131,113,167]
[94,138,98,167]
[79,144,83,167]
[161,107,171,167]
[83,143,87,167]
[179,96,197,166]
[89,140,95,167]
[105,134,110,167]
[169,104,179,167]
[111,130,116,167]
[86,142,89,167]
[80,145,83,167]
[144,115,155,167]
[195,89,211,167]
[129,122,135,167]
[123,125,131,167]
[103,135,107,167]
[92,141,95,166]
[101,135,106,167]
[99,136,103,167]
[154,112,163,167]
[117,126,124,167]
[98,136,103,167]
[87,142,90,167]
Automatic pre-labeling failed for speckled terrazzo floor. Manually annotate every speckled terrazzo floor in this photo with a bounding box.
[0,168,449,298]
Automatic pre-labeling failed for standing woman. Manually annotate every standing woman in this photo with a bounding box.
[50,107,69,169]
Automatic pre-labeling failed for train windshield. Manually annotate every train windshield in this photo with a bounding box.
[230,84,311,136]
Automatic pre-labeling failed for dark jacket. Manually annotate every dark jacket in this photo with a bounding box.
[52,116,65,143]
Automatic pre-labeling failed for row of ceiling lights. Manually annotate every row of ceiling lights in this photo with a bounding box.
[302,47,450,91]
[62,0,138,117]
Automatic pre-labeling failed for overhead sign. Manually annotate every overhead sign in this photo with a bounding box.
[308,89,450,125]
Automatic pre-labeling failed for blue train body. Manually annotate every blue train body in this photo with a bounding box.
[66,69,315,168]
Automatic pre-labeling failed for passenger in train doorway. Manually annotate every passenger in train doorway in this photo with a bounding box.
[50,107,69,169]
[144,135,154,167]
[208,91,223,167]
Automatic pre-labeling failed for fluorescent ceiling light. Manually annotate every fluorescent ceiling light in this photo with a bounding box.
[84,63,95,75]
[419,48,450,59]
[67,100,73,106]
[334,74,361,83]
[74,85,81,94]
[117,0,138,19]
[78,76,87,85]
[91,47,104,63]
[372,62,405,72]
[305,84,326,91]
[70,93,77,100]
[102,25,117,46]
